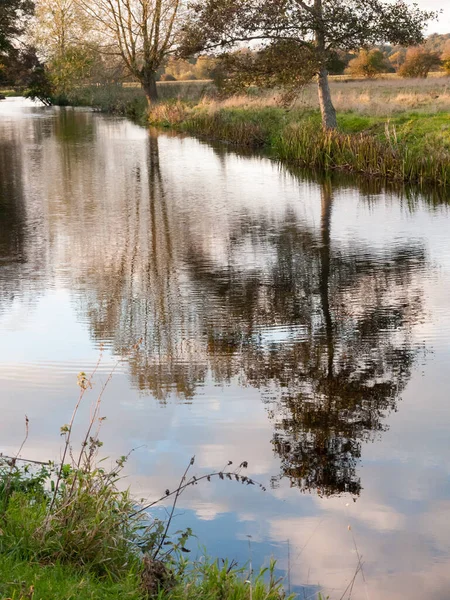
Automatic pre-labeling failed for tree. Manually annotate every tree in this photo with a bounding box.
[326,50,349,75]
[346,49,391,78]
[441,40,450,75]
[180,0,434,129]
[0,1,41,93]
[399,46,441,78]
[32,0,97,97]
[209,42,320,104]
[76,0,183,105]
[0,43,51,104]
[33,0,88,58]
[388,48,407,71]
[0,0,34,54]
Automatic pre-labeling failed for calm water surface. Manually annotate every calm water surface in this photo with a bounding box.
[1,97,450,599]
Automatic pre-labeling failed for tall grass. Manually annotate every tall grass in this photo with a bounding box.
[208,76,450,116]
[161,557,290,600]
[275,121,450,187]
[52,81,214,120]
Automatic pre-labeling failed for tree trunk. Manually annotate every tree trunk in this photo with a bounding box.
[314,0,337,130]
[143,72,158,106]
[317,67,337,130]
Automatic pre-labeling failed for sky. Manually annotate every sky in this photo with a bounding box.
[410,0,450,35]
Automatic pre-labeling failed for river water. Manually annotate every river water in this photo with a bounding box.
[1,97,450,598]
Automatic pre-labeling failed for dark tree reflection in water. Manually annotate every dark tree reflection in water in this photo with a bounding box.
[0,128,46,313]
[187,179,424,496]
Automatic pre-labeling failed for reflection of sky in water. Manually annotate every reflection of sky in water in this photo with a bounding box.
[1,99,450,598]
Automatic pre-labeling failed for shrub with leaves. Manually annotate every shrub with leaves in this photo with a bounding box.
[399,46,441,78]
[345,49,392,78]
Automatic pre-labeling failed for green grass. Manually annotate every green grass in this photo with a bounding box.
[51,82,214,123]
[160,557,291,600]
[0,554,290,600]
[0,88,22,97]
[0,555,142,600]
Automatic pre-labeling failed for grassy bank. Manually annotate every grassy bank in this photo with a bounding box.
[0,88,23,97]
[0,555,288,600]
[149,100,450,187]
[0,392,289,600]
[0,462,289,600]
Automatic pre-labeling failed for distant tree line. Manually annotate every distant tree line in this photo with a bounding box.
[344,35,450,78]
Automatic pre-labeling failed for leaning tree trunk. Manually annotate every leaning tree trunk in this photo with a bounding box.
[143,72,158,107]
[317,67,337,130]
[314,0,338,130]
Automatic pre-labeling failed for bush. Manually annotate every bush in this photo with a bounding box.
[161,73,177,82]
[442,41,450,75]
[345,49,391,78]
[399,47,441,78]
[178,71,197,81]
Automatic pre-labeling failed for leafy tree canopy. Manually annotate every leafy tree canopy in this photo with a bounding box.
[181,0,435,128]
[181,0,434,56]
[398,46,442,78]
[0,0,34,54]
[346,48,392,78]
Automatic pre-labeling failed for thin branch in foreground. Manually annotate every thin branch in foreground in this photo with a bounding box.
[131,460,265,519]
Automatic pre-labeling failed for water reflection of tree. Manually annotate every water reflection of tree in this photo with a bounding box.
[0,137,25,272]
[74,134,208,401]
[0,131,46,312]
[185,179,424,496]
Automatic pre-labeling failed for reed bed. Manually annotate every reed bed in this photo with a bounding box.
[276,122,450,187]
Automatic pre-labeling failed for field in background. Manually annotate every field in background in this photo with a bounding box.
[3,75,449,117]
[112,75,450,116]
[214,76,450,116]
[136,75,450,116]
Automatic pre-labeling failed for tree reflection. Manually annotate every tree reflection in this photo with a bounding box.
[0,132,39,312]
[73,133,208,401]
[185,178,424,496]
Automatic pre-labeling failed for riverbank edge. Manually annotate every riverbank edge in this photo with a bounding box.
[147,102,450,189]
[0,455,293,600]
[0,552,292,600]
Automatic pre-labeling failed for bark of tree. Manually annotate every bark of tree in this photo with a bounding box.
[317,67,337,130]
[143,72,158,105]
[314,0,338,129]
